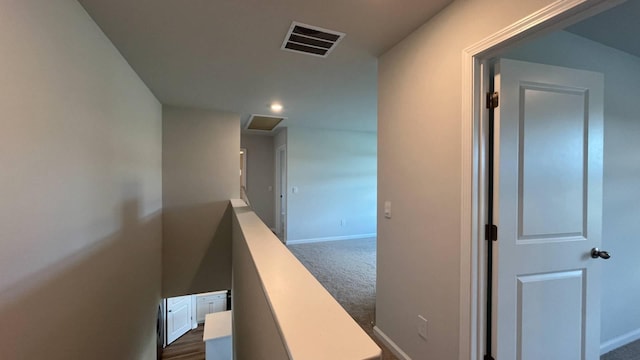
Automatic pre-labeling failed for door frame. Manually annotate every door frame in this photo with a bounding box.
[460,1,623,359]
[275,144,287,242]
[240,148,247,191]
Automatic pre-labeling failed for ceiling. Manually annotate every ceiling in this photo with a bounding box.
[77,0,453,133]
[567,0,640,59]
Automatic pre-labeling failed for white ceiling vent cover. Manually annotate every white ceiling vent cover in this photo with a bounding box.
[281,22,345,58]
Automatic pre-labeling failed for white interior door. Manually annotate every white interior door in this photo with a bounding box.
[166,295,192,345]
[493,58,605,360]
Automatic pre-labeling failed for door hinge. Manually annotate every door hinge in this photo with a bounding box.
[486,91,499,109]
[485,224,497,241]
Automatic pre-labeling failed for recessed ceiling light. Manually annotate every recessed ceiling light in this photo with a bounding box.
[270,103,283,112]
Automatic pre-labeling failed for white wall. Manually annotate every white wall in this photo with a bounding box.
[241,134,275,228]
[0,1,162,359]
[162,106,240,297]
[286,127,377,243]
[503,30,640,348]
[377,0,556,358]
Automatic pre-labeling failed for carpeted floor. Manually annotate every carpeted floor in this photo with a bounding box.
[288,237,399,360]
[602,339,640,360]
[289,237,640,360]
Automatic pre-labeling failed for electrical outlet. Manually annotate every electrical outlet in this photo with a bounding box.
[340,219,346,226]
[418,315,428,340]
[384,201,391,219]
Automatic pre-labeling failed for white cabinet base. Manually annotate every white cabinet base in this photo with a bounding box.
[203,310,232,360]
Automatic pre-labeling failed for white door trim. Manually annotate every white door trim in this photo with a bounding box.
[459,1,624,359]
[240,147,247,190]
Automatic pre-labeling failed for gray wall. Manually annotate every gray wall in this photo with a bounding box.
[0,1,162,359]
[286,127,377,242]
[376,0,556,358]
[274,128,288,150]
[503,30,640,346]
[241,134,275,228]
[162,106,240,297]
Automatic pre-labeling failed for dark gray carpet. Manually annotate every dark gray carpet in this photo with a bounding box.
[603,339,640,360]
[288,237,399,360]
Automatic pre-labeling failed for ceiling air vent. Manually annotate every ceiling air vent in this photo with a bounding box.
[281,21,345,58]
[245,114,285,132]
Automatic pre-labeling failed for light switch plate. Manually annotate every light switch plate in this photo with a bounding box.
[384,201,391,219]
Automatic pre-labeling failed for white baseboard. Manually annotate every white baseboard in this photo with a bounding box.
[601,327,640,355]
[286,233,377,245]
[373,326,412,360]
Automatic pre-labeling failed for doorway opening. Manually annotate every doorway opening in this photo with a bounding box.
[275,144,287,242]
[466,1,639,359]
[240,148,248,204]
[161,291,230,359]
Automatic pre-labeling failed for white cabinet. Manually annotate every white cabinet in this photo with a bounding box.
[195,291,227,323]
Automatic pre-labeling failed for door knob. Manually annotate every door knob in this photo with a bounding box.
[591,248,611,259]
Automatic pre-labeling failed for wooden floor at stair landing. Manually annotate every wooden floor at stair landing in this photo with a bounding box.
[161,325,205,360]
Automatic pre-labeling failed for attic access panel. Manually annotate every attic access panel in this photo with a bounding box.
[245,115,285,132]
[281,21,345,58]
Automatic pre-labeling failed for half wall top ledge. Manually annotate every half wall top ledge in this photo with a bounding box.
[230,199,381,359]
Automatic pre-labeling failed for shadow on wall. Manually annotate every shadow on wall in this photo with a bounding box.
[162,201,232,297]
[0,199,162,360]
